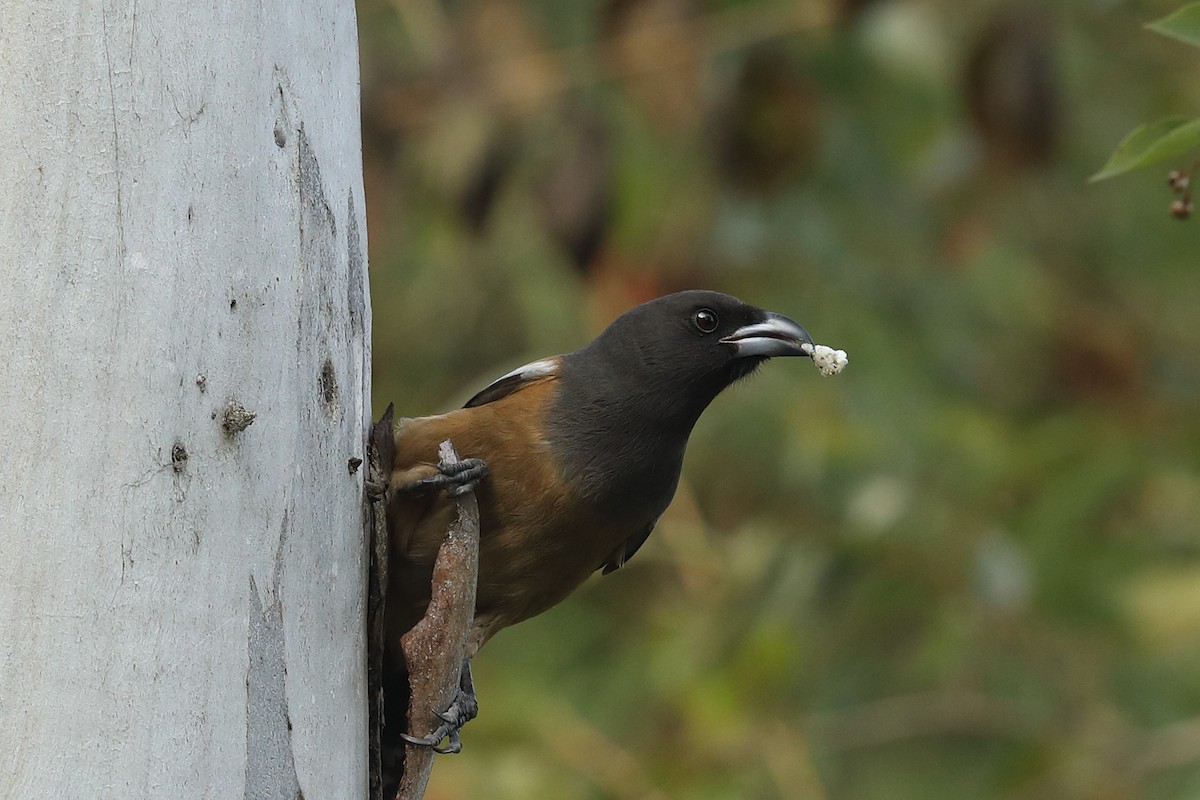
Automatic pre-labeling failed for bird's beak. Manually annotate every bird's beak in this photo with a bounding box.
[720,312,814,358]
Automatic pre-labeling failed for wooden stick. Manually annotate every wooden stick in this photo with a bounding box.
[395,440,481,799]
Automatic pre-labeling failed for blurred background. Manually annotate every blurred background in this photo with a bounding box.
[359,0,1200,797]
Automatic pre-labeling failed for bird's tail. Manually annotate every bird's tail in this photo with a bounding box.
[380,662,410,800]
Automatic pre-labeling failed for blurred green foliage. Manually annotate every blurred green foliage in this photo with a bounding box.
[359,1,1200,797]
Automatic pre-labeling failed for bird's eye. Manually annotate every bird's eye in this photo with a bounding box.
[692,308,719,334]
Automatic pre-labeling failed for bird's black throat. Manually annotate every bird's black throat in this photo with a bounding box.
[545,342,766,522]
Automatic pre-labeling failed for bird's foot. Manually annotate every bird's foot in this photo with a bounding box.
[399,457,488,497]
[400,662,478,754]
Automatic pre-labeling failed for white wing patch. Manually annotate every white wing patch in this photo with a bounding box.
[464,357,562,408]
[495,358,560,384]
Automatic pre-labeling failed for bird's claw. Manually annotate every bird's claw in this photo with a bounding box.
[443,457,488,496]
[399,680,479,755]
[398,727,462,755]
[400,457,488,497]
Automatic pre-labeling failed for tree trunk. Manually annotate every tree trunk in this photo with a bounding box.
[0,2,370,798]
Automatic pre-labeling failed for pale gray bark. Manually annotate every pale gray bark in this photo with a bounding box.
[0,2,370,798]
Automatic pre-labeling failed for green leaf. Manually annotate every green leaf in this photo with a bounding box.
[1090,116,1200,182]
[1146,3,1200,48]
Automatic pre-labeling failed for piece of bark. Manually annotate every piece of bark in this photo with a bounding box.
[366,405,396,800]
[395,439,481,799]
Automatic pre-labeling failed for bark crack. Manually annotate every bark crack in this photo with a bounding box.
[100,8,126,270]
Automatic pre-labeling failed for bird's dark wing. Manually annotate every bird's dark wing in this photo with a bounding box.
[463,357,562,408]
[600,518,658,575]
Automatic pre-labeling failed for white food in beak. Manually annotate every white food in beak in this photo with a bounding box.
[800,342,848,377]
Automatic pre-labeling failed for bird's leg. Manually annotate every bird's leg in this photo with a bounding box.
[397,457,488,497]
[400,659,479,754]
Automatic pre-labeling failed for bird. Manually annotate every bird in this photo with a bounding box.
[382,289,821,788]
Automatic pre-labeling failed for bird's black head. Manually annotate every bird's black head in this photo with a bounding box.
[549,290,814,511]
[570,290,815,426]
